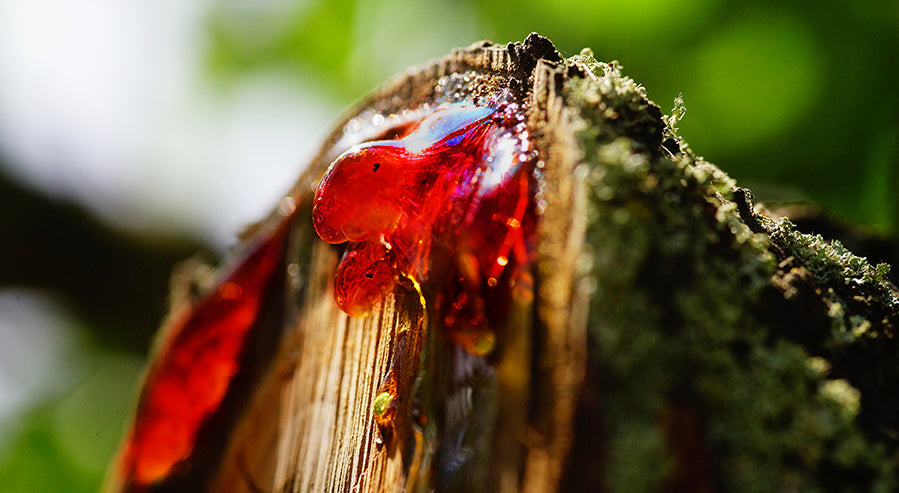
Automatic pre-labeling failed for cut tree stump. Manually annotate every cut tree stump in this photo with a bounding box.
[109,34,899,493]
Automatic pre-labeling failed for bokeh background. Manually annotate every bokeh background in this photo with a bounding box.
[0,0,896,490]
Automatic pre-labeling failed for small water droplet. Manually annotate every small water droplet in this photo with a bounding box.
[278,196,297,216]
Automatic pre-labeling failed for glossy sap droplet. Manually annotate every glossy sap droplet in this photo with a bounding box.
[333,242,396,317]
[312,101,535,353]
[122,218,290,487]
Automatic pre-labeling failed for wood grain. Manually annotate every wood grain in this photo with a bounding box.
[207,34,582,493]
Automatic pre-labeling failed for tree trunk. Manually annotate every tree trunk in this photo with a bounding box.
[109,34,899,492]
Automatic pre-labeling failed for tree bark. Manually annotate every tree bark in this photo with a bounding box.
[113,34,899,492]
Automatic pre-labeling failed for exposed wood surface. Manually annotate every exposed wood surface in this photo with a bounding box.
[520,58,589,493]
[209,239,425,493]
[273,242,410,492]
[210,34,592,493]
[250,36,583,493]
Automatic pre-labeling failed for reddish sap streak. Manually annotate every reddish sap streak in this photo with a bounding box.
[120,217,290,489]
[313,102,534,353]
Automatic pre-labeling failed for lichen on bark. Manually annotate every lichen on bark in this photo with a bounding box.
[557,49,898,491]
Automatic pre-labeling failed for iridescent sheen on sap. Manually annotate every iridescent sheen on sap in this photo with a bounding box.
[312,102,533,352]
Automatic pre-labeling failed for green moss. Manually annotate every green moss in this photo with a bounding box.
[766,217,898,323]
[561,52,897,491]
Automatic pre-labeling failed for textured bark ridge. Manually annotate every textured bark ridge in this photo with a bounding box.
[112,34,899,492]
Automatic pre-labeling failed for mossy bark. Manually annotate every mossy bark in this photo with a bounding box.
[120,34,899,492]
[553,54,899,491]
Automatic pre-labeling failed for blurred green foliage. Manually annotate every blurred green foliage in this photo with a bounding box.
[208,0,899,233]
[0,342,143,493]
[3,0,896,491]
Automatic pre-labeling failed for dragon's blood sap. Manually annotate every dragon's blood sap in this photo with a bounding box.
[332,241,396,317]
[313,101,536,354]
[117,208,293,490]
[109,37,567,492]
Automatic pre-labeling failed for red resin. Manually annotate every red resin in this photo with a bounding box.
[119,217,290,490]
[313,102,534,353]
